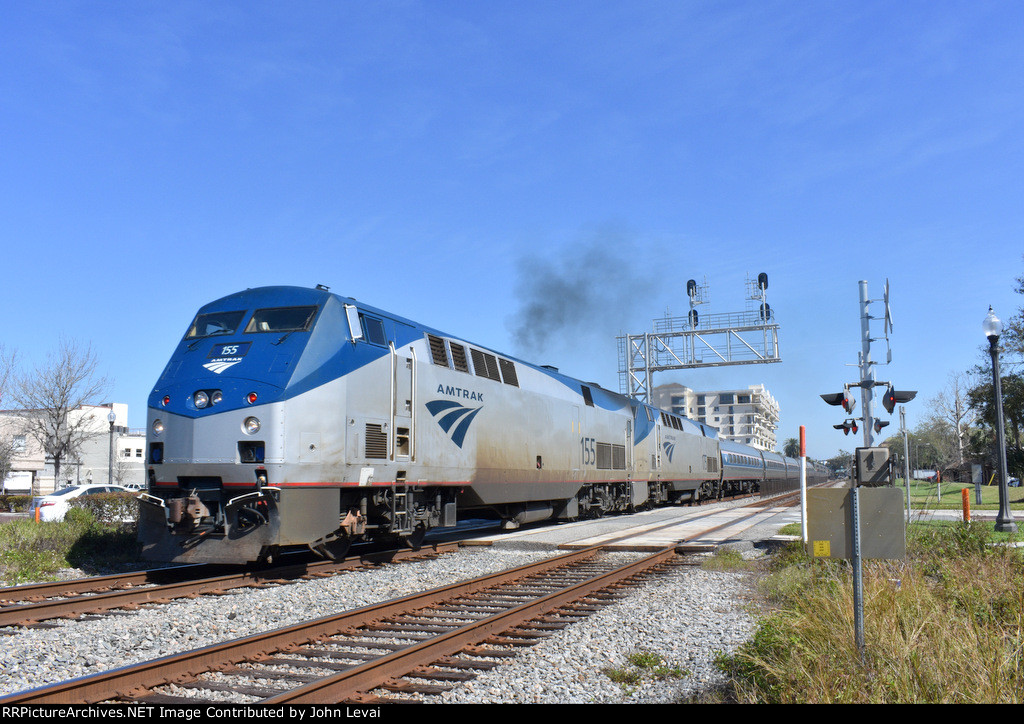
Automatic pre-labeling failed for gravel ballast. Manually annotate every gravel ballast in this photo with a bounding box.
[0,544,759,703]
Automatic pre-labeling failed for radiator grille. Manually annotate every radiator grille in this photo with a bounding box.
[471,348,501,381]
[449,343,469,372]
[612,444,626,470]
[499,358,519,387]
[427,334,448,366]
[365,423,388,459]
[596,443,626,470]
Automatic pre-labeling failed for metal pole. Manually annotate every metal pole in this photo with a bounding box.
[901,406,910,523]
[799,425,807,545]
[859,281,875,447]
[990,337,1017,533]
[851,484,866,661]
[107,421,115,485]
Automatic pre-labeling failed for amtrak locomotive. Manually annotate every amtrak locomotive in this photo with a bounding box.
[138,286,826,564]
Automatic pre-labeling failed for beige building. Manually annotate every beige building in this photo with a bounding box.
[652,382,780,452]
[0,403,146,495]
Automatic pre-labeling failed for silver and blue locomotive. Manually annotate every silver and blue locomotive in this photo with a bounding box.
[138,285,822,564]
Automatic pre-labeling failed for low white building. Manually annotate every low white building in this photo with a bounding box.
[0,403,146,495]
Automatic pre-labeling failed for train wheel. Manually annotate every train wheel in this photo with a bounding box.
[691,488,701,506]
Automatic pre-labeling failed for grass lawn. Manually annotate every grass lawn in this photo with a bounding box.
[897,477,1024,512]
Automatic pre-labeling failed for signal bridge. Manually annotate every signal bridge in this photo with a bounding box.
[617,274,781,403]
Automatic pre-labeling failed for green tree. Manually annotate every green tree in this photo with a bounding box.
[825,450,852,477]
[965,258,1024,480]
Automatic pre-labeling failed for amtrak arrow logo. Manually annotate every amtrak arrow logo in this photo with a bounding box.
[662,440,676,463]
[203,359,243,374]
[426,400,482,449]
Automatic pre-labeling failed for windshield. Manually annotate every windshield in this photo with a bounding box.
[186,310,247,339]
[244,306,318,334]
[51,486,82,497]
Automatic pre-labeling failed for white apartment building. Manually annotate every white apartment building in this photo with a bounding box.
[652,382,780,452]
[0,402,146,495]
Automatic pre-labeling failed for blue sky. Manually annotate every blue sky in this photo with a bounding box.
[2,1,1022,460]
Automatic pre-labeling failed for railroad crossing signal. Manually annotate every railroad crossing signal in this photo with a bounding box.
[821,389,857,414]
[881,385,916,415]
[873,419,889,434]
[834,419,858,436]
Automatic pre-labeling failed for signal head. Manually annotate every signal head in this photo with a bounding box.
[882,385,917,414]
[822,390,856,413]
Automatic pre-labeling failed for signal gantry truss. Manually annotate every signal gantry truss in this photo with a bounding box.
[617,275,781,403]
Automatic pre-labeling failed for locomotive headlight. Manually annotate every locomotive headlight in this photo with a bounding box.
[211,390,223,405]
[152,419,164,436]
[194,391,209,409]
[243,416,261,435]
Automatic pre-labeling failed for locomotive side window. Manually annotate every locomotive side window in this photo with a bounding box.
[359,314,387,346]
[186,310,246,339]
[244,306,318,334]
[581,386,594,407]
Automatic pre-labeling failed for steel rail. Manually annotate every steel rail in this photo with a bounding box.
[0,544,458,628]
[0,565,210,605]
[262,546,679,704]
[0,546,605,704]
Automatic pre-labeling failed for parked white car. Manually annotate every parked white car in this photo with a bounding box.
[28,484,134,522]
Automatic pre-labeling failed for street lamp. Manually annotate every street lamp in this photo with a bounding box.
[984,307,1017,533]
[107,409,116,486]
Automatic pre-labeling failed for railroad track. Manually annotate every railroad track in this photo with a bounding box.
[0,544,459,629]
[0,544,683,705]
[0,490,813,703]
[0,487,809,630]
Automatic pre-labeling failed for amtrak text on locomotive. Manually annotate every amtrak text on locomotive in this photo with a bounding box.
[436,384,483,402]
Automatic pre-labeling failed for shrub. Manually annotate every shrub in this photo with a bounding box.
[69,492,138,524]
[0,494,32,513]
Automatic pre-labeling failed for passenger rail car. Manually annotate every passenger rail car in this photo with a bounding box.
[138,286,815,565]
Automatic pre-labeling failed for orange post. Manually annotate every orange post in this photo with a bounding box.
[962,487,971,523]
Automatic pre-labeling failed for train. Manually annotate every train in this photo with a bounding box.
[138,285,828,565]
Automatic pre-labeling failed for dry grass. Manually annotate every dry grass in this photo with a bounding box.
[718,522,1024,703]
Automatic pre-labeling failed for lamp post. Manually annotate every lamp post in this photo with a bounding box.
[107,409,116,486]
[984,307,1017,533]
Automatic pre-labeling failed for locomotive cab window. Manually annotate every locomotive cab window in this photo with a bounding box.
[186,310,246,339]
[244,306,318,334]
